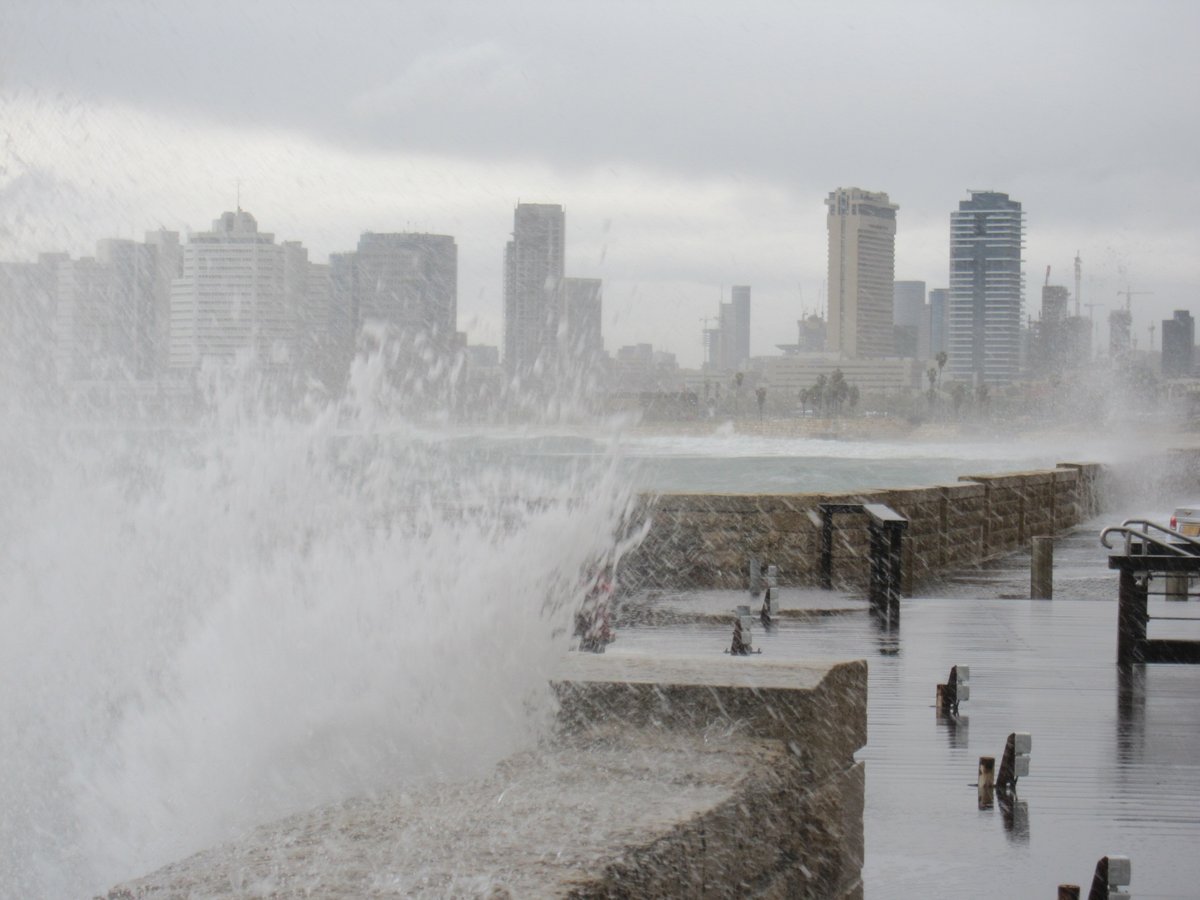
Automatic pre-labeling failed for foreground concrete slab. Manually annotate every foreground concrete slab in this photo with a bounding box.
[105,656,866,899]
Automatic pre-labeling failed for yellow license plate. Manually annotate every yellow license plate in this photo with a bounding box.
[1183,523,1200,536]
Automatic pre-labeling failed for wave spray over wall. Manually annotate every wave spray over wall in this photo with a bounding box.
[0,357,640,898]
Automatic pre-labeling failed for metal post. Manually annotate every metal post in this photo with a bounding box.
[1031,536,1054,599]
[1117,567,1148,667]
[749,557,761,597]
[867,520,883,609]
[978,756,995,809]
[888,522,904,608]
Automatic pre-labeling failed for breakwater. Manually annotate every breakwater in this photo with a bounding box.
[624,461,1107,591]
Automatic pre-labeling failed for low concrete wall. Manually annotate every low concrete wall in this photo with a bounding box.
[107,658,867,900]
[553,656,866,899]
[623,462,1106,591]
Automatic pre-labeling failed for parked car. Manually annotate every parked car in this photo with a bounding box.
[1170,505,1200,538]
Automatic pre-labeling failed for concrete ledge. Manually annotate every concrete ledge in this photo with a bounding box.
[106,657,867,900]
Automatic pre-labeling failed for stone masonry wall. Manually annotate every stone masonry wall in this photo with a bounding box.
[622,462,1106,591]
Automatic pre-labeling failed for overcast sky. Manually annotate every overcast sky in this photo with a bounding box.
[2,0,1197,368]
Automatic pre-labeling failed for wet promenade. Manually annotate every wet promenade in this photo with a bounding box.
[612,521,1200,898]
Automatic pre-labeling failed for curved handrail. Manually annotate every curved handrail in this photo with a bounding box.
[1100,525,1195,556]
[1121,518,1200,553]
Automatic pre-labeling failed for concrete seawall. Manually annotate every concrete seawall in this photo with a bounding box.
[622,462,1106,591]
[106,658,867,899]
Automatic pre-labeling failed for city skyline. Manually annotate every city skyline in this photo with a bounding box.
[2,2,1197,368]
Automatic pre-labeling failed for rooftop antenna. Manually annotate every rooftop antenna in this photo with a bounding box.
[236,179,242,213]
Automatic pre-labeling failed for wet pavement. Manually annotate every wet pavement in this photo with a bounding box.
[611,520,1200,898]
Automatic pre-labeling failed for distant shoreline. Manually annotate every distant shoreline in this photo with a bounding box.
[627,415,1200,446]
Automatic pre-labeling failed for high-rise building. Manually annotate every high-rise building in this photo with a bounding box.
[504,203,565,375]
[928,288,950,356]
[353,232,457,343]
[143,230,183,375]
[169,209,300,370]
[49,235,179,384]
[947,191,1025,385]
[703,286,752,373]
[562,276,604,364]
[826,187,898,359]
[1162,309,1196,376]
[727,285,751,370]
[892,280,926,360]
[97,238,160,379]
[1032,284,1090,377]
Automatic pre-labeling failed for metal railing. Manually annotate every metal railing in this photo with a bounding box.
[1099,518,1200,556]
[1102,518,1200,665]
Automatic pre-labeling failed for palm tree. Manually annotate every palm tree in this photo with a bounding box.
[829,368,849,415]
[813,374,829,416]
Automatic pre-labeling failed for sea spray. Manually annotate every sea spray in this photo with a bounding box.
[0,357,642,898]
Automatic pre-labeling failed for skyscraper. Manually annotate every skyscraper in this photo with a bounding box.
[826,187,898,359]
[504,203,565,375]
[947,191,1025,385]
[1162,309,1196,376]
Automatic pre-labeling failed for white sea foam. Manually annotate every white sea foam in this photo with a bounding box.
[0,365,640,898]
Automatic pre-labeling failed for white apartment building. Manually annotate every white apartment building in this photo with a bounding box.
[170,209,304,370]
[826,188,898,359]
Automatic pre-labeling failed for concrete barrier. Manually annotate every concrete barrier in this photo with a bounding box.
[105,658,868,899]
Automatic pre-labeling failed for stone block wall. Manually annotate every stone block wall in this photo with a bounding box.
[622,461,1107,592]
